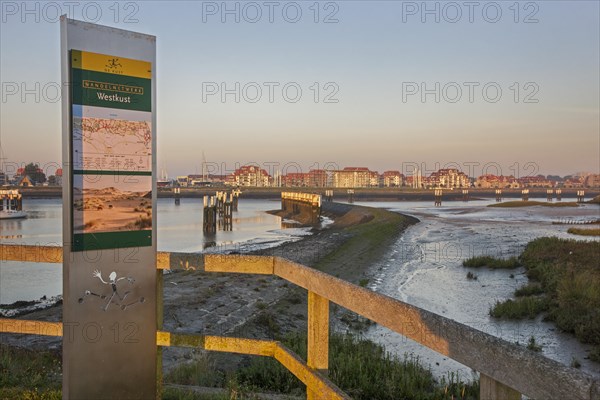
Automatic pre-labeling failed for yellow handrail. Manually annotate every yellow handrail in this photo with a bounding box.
[1,245,599,400]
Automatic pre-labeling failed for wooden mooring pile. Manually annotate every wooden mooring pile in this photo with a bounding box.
[281,192,322,224]
[173,187,181,205]
[495,189,502,202]
[434,189,442,206]
[347,189,354,203]
[462,189,469,202]
[203,191,238,232]
[232,189,241,211]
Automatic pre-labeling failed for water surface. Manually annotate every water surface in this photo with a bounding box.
[0,198,302,304]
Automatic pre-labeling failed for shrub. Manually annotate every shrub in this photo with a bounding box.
[515,283,544,297]
[490,297,549,319]
[526,336,542,352]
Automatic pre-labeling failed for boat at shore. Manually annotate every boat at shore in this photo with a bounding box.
[0,189,26,219]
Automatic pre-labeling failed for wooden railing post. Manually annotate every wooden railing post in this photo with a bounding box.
[480,373,521,400]
[307,291,329,400]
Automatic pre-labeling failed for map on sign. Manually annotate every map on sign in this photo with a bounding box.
[73,105,152,172]
[71,49,153,251]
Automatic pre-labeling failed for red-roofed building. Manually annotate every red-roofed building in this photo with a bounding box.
[333,167,378,188]
[55,168,63,186]
[382,171,403,187]
[475,174,520,189]
[307,169,328,187]
[334,167,366,187]
[281,170,328,187]
[584,174,600,188]
[282,172,307,187]
[426,168,470,188]
[563,176,584,188]
[187,174,227,187]
[517,175,553,188]
[227,165,272,187]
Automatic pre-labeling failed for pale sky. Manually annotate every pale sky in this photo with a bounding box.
[1,1,599,178]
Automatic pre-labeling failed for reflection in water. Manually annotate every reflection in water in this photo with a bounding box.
[0,219,24,231]
[0,234,23,239]
[281,220,302,229]
[203,231,217,249]
[235,215,273,224]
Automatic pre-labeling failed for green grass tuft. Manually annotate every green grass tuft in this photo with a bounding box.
[567,227,600,236]
[590,346,600,362]
[514,283,544,297]
[162,387,229,400]
[526,336,542,352]
[164,353,225,388]
[466,271,478,280]
[0,344,61,399]
[490,296,550,319]
[462,256,520,269]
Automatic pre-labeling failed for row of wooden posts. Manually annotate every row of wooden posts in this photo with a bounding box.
[325,189,355,203]
[437,189,469,206]
[431,188,586,206]
[548,189,563,201]
[203,190,241,233]
[553,218,600,225]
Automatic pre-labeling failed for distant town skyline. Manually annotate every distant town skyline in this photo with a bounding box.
[1,1,598,177]
[5,161,598,190]
[1,158,597,183]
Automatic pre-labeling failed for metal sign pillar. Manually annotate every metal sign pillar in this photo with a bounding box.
[60,17,157,399]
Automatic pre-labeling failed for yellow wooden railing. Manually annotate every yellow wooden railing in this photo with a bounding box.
[281,192,322,208]
[1,244,599,400]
